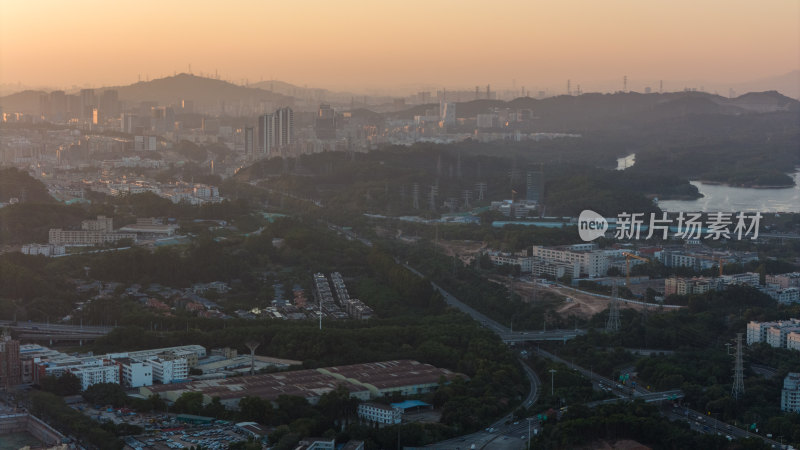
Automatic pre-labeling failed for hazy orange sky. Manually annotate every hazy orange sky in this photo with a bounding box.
[1,0,798,93]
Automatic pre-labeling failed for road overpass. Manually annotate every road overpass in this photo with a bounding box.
[500,329,586,343]
[0,320,113,336]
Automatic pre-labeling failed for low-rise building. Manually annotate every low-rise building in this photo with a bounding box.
[20,243,65,257]
[357,403,401,425]
[664,276,716,296]
[763,287,800,305]
[488,251,534,273]
[141,360,462,409]
[746,319,800,348]
[295,438,335,450]
[118,217,179,237]
[766,273,800,289]
[531,245,608,278]
[146,356,189,384]
[118,358,153,388]
[787,332,800,351]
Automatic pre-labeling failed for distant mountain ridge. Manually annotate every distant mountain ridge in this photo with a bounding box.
[2,73,798,124]
[385,90,800,131]
[0,73,294,113]
[100,73,293,107]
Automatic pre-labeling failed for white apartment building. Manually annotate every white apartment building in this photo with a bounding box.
[33,345,203,391]
[68,360,121,391]
[788,332,800,351]
[21,243,65,257]
[719,273,760,287]
[82,216,114,232]
[531,245,608,278]
[124,345,206,367]
[781,373,800,413]
[531,258,580,279]
[747,319,800,348]
[146,356,189,384]
[488,252,534,273]
[357,403,401,425]
[120,360,153,388]
[765,287,800,305]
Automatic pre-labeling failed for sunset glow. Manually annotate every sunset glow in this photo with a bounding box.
[1,0,799,92]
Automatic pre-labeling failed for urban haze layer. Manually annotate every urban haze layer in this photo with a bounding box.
[0,1,799,450]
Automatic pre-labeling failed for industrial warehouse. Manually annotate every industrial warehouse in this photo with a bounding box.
[139,359,463,409]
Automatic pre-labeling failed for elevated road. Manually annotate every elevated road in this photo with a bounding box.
[500,329,586,343]
[0,320,113,336]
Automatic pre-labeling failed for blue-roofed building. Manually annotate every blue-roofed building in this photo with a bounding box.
[390,400,433,412]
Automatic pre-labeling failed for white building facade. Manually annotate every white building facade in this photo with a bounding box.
[357,403,401,425]
[781,373,800,413]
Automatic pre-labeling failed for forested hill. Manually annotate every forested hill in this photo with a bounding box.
[388,90,799,131]
[0,168,53,203]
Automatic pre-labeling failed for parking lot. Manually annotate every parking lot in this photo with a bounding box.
[124,424,258,449]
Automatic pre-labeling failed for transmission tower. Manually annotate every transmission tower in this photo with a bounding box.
[732,333,745,400]
[606,282,620,332]
[462,189,472,208]
[412,183,420,209]
[476,182,487,201]
[428,185,438,211]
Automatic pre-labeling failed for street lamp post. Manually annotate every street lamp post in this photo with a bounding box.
[549,369,557,396]
[527,417,534,450]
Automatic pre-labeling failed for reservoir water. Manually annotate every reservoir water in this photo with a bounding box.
[658,171,800,213]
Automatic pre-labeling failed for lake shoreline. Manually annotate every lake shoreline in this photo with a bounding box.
[693,179,796,189]
[657,171,800,213]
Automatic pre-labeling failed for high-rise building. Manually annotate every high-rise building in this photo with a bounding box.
[50,90,67,120]
[0,332,21,389]
[275,107,293,149]
[244,126,254,156]
[181,99,194,114]
[80,89,96,121]
[440,102,456,126]
[121,113,139,134]
[315,104,336,139]
[526,169,544,203]
[257,112,275,156]
[100,90,120,118]
[258,107,293,156]
[150,106,175,133]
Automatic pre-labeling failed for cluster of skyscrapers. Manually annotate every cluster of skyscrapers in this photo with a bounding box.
[255,107,293,158]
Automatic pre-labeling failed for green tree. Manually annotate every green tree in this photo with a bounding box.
[173,391,205,415]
